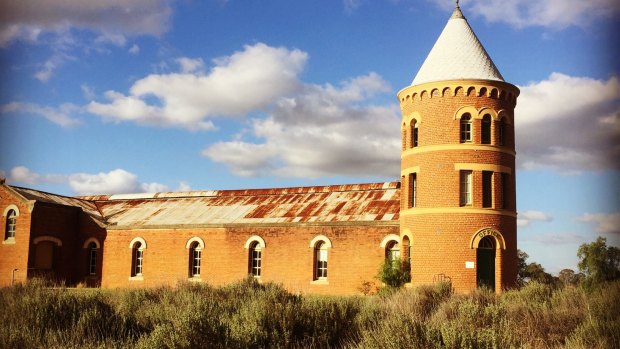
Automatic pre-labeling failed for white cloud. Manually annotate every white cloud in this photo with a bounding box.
[176,181,192,192]
[203,72,401,178]
[0,0,173,47]
[3,166,168,195]
[516,73,620,172]
[578,212,620,235]
[517,210,553,227]
[87,43,308,130]
[1,102,81,128]
[432,0,620,29]
[176,57,205,74]
[128,44,140,55]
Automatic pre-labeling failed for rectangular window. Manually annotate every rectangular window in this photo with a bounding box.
[501,173,509,209]
[134,250,143,276]
[482,171,493,208]
[316,249,328,279]
[412,126,418,147]
[251,249,262,277]
[409,173,417,208]
[460,171,472,206]
[192,249,201,276]
[460,116,472,143]
[88,248,97,276]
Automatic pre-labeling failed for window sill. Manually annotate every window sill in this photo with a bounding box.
[311,279,329,285]
[128,276,143,281]
[2,238,16,245]
[188,277,202,282]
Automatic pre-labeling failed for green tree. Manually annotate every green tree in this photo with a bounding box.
[577,236,620,288]
[558,268,585,286]
[516,249,529,286]
[377,258,410,289]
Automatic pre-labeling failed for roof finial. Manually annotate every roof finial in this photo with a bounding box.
[451,0,464,19]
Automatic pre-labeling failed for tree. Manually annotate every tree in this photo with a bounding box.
[558,268,585,286]
[377,258,410,289]
[516,249,559,287]
[577,237,620,288]
[516,249,529,286]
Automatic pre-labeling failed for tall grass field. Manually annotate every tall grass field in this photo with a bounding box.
[1,278,618,348]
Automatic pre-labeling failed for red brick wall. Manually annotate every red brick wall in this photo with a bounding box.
[0,186,32,286]
[101,224,399,295]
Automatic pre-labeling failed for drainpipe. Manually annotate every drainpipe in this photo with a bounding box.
[11,268,18,286]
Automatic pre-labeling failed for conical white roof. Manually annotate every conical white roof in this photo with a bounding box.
[411,6,504,86]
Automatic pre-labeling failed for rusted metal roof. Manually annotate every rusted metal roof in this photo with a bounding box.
[91,182,401,228]
[9,182,401,228]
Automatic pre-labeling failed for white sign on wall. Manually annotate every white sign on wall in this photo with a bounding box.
[465,261,475,269]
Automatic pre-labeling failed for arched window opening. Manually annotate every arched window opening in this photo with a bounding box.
[189,242,202,277]
[498,118,506,146]
[411,120,419,148]
[402,236,411,282]
[131,242,144,277]
[460,114,472,143]
[314,241,328,280]
[5,209,16,239]
[481,114,491,144]
[479,87,487,97]
[249,241,262,277]
[87,242,97,276]
[460,170,472,206]
[386,241,400,261]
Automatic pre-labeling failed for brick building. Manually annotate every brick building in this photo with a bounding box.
[0,4,518,294]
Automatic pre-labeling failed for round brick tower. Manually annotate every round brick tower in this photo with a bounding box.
[397,4,519,293]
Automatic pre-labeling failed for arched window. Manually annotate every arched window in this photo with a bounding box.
[385,241,400,261]
[189,241,202,277]
[131,241,144,277]
[5,209,16,239]
[87,242,97,276]
[249,242,262,277]
[498,118,506,146]
[315,241,328,280]
[411,120,419,148]
[460,113,472,143]
[481,114,491,144]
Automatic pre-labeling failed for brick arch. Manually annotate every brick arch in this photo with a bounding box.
[82,237,100,249]
[454,106,478,120]
[128,237,147,249]
[406,111,422,125]
[309,235,332,249]
[477,107,498,120]
[3,204,20,217]
[379,234,400,248]
[244,235,266,249]
[469,228,506,250]
[33,235,62,247]
[497,109,513,125]
[186,236,205,249]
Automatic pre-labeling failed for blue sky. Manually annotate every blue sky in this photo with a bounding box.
[0,0,618,274]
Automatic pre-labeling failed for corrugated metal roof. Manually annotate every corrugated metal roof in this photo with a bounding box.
[92,182,401,227]
[12,186,105,224]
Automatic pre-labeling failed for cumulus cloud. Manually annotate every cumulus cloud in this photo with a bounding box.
[1,102,81,128]
[3,166,173,196]
[516,73,620,172]
[578,212,620,235]
[87,43,308,130]
[0,0,173,47]
[176,57,205,74]
[203,72,400,178]
[517,210,553,227]
[128,44,140,55]
[431,0,620,29]
[523,232,586,245]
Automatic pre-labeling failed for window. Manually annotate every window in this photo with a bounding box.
[386,241,400,261]
[498,118,506,146]
[249,242,262,277]
[460,171,472,206]
[409,173,417,208]
[88,242,97,276]
[411,121,419,147]
[501,173,509,209]
[482,171,493,208]
[481,114,491,144]
[460,113,472,143]
[131,242,144,277]
[189,242,202,277]
[5,209,16,239]
[315,242,328,279]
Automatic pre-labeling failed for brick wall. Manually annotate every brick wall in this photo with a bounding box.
[0,186,31,286]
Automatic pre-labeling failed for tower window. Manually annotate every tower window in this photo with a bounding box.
[501,173,509,209]
[482,171,493,208]
[481,114,491,144]
[409,173,417,208]
[460,114,472,143]
[5,209,16,240]
[498,118,506,146]
[131,242,144,277]
[249,242,262,277]
[460,170,472,206]
[411,121,419,148]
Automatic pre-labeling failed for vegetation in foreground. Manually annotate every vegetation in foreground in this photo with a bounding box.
[0,277,618,349]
